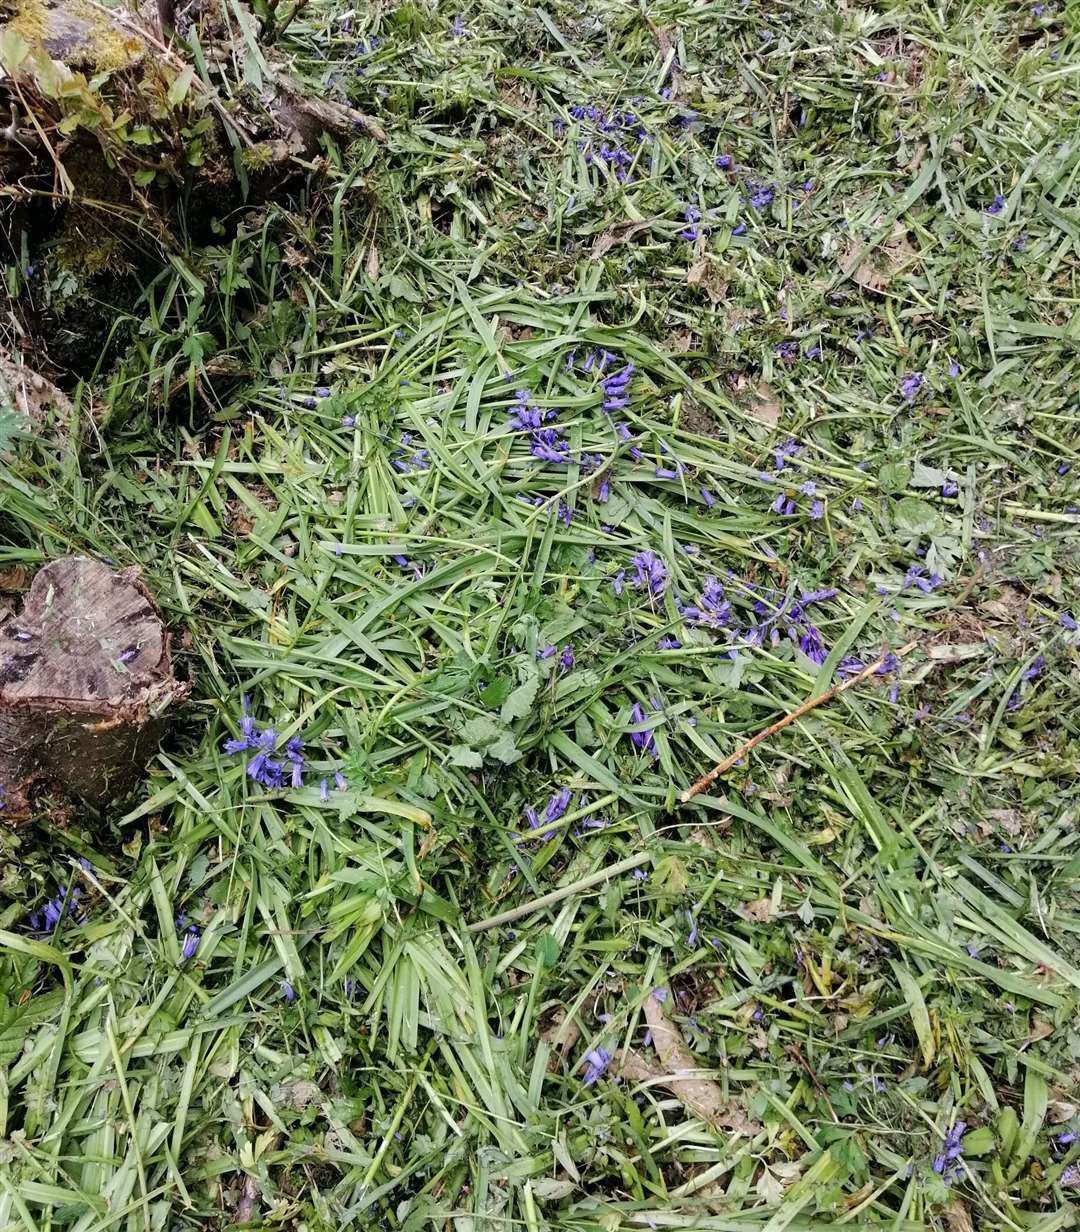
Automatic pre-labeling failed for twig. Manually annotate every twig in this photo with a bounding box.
[679,640,918,803]
[466,852,651,933]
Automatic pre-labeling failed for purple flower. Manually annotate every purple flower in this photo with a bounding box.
[904,565,942,593]
[451,11,465,36]
[774,439,800,471]
[799,626,827,664]
[629,701,657,756]
[933,1122,967,1185]
[1020,655,1045,683]
[335,770,348,791]
[716,155,733,170]
[809,499,825,520]
[559,645,575,673]
[900,372,924,402]
[281,980,296,1002]
[315,386,331,398]
[749,182,774,209]
[537,645,557,659]
[319,778,330,802]
[701,487,716,508]
[986,195,1005,215]
[583,1046,611,1085]
[631,550,668,596]
[1061,612,1077,630]
[687,911,698,946]
[732,222,747,236]
[657,635,682,649]
[651,987,668,1003]
[180,925,200,961]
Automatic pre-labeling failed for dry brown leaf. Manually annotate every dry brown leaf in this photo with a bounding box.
[0,566,29,594]
[1028,1015,1054,1043]
[840,223,919,293]
[367,243,380,280]
[540,1007,581,1070]
[643,994,755,1131]
[686,258,729,304]
[0,352,72,425]
[1048,1098,1078,1123]
[592,219,653,259]
[942,1199,974,1232]
[743,897,773,923]
[613,1047,658,1083]
[746,380,780,427]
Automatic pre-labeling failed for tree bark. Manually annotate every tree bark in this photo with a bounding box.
[0,556,186,821]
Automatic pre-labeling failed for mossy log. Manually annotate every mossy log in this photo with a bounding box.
[0,556,186,821]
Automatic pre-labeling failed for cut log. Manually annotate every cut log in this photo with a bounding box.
[0,556,186,821]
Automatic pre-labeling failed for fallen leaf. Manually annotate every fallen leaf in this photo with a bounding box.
[755,1166,784,1203]
[592,219,653,259]
[942,1199,974,1232]
[1028,1015,1054,1043]
[743,897,773,923]
[1048,1098,1078,1123]
[686,258,728,304]
[643,991,755,1131]
[746,380,780,427]
[540,1007,581,1070]
[612,1047,658,1083]
[840,223,919,293]
[367,243,380,280]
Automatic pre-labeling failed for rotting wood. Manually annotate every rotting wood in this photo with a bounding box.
[0,555,187,820]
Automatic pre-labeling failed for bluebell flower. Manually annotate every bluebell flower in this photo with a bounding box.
[559,646,575,673]
[537,645,557,659]
[1020,655,1045,683]
[629,701,657,756]
[630,550,668,596]
[316,386,331,398]
[701,487,715,508]
[612,569,626,596]
[282,980,296,1002]
[716,154,732,170]
[732,222,747,236]
[583,1046,611,1085]
[320,778,330,802]
[810,499,825,520]
[900,372,924,402]
[1061,612,1077,630]
[986,195,1005,215]
[904,565,942,593]
[657,636,682,649]
[335,770,347,791]
[933,1121,967,1184]
[799,626,827,664]
[749,182,774,209]
[180,924,200,961]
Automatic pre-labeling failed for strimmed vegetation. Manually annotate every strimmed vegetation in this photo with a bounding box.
[1,0,1079,1228]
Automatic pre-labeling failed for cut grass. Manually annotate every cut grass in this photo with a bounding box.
[2,0,1080,1228]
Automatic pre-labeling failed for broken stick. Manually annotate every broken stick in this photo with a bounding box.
[679,640,918,803]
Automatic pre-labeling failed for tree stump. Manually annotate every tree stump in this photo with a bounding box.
[0,556,186,821]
